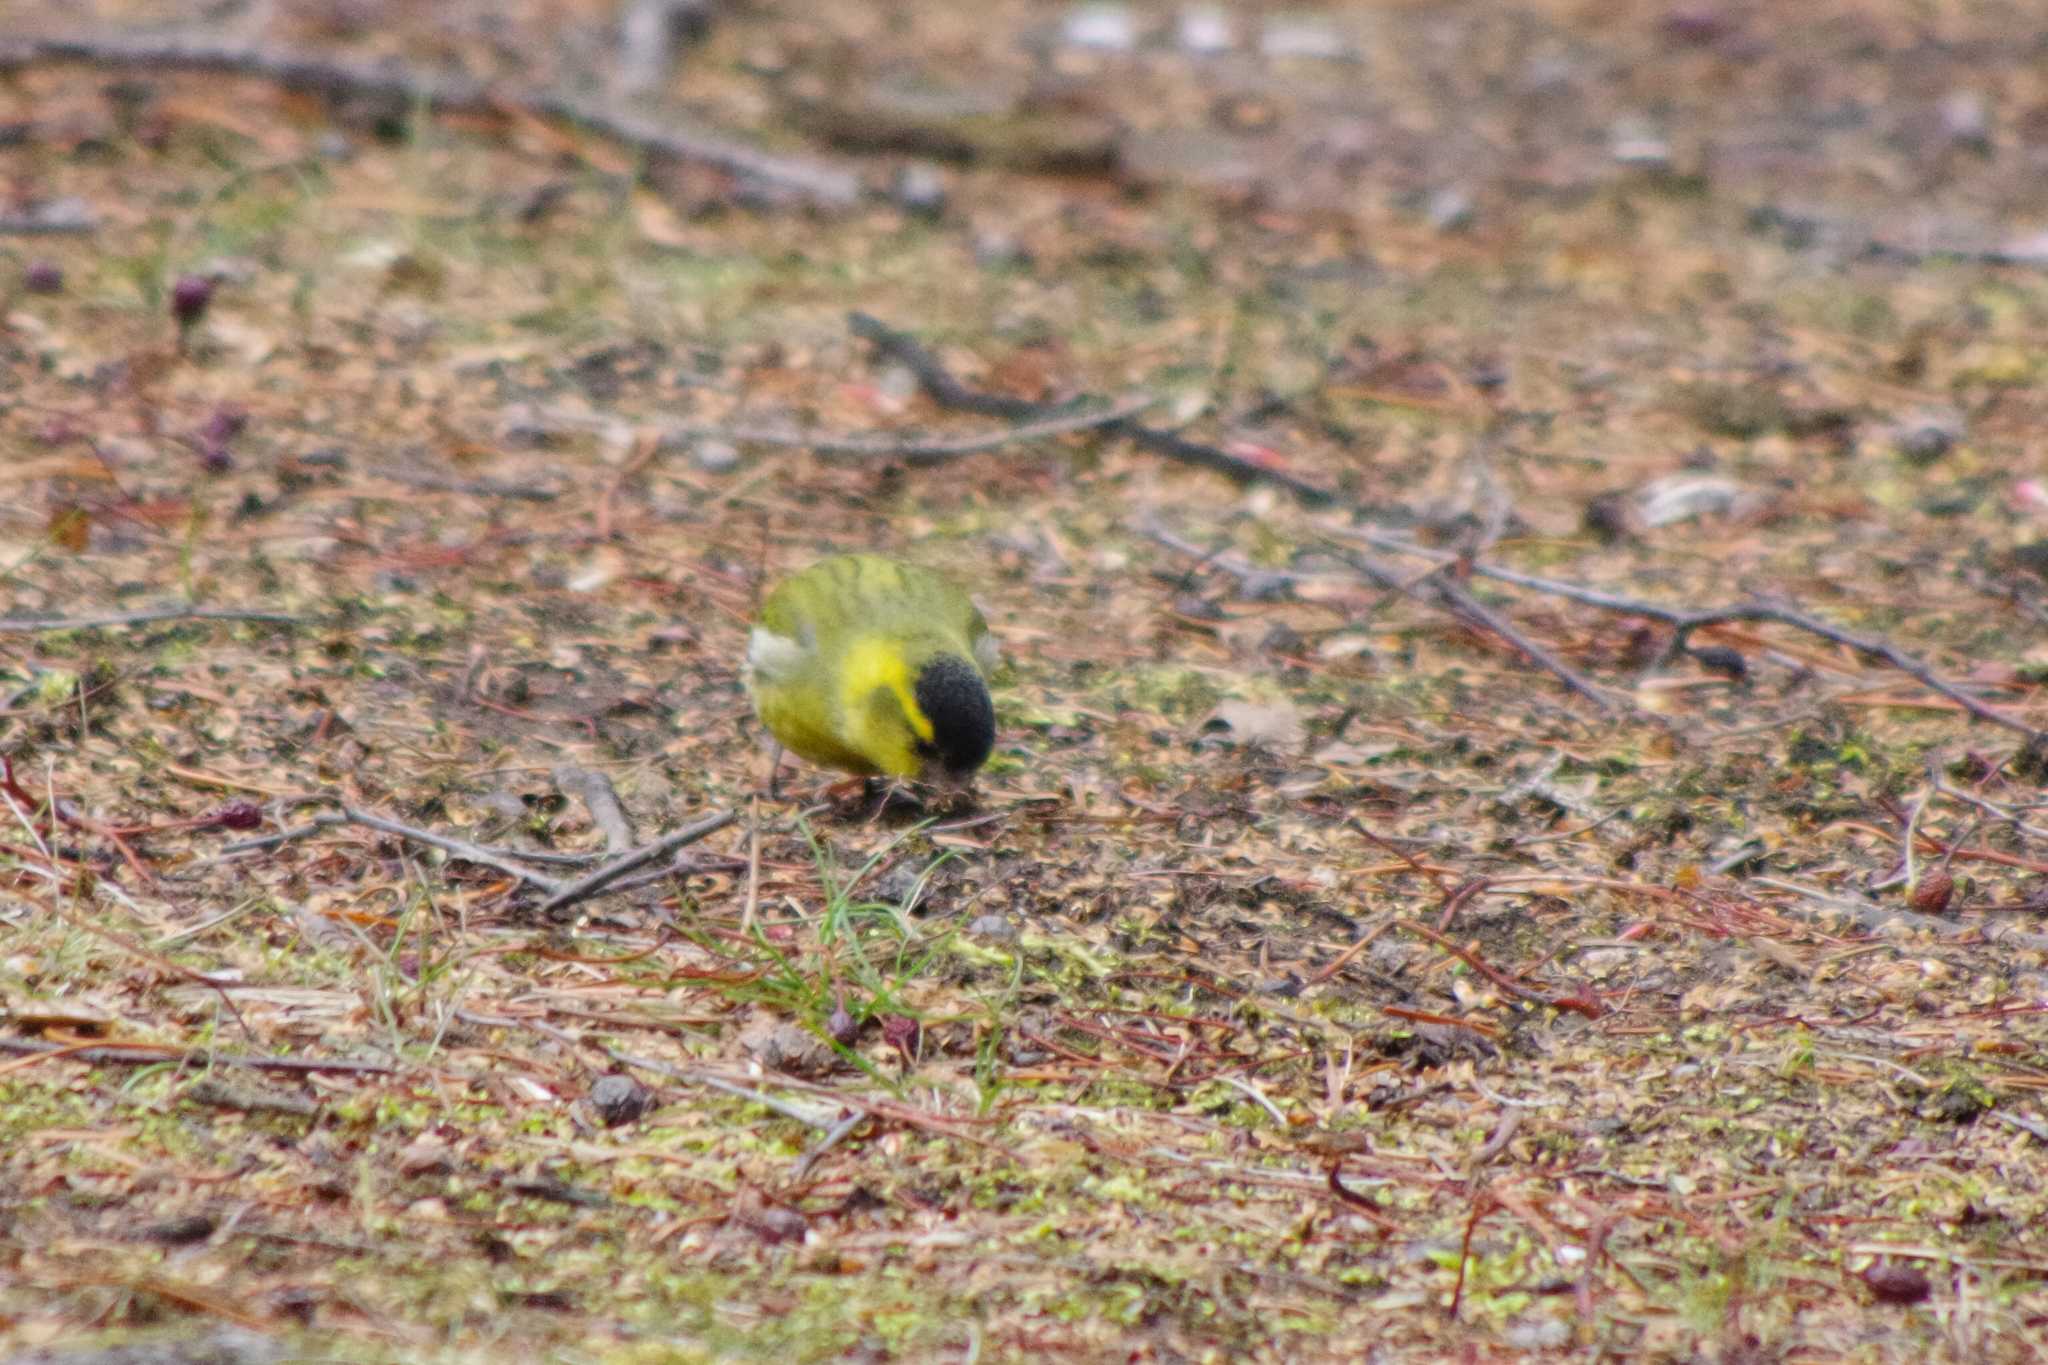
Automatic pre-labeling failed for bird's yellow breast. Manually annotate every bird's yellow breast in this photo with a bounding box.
[746,554,994,781]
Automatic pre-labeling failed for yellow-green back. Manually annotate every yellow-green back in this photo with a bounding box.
[748,555,996,780]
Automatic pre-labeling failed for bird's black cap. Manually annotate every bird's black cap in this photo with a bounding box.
[914,653,995,779]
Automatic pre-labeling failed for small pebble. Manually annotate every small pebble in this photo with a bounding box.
[22,260,63,293]
[1940,90,1990,149]
[1426,186,1475,233]
[1177,6,1234,54]
[1064,3,1140,51]
[1660,5,1732,46]
[589,1073,654,1127]
[199,405,249,445]
[693,438,739,473]
[170,273,215,328]
[1610,117,1672,169]
[1893,409,1962,465]
[1260,15,1350,60]
[972,230,1031,270]
[967,913,1018,944]
[891,163,948,219]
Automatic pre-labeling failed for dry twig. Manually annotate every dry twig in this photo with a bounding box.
[850,313,1341,502]
[1327,526,2042,740]
[0,1037,393,1074]
[0,605,301,632]
[331,805,568,893]
[554,765,639,854]
[535,809,739,915]
[0,33,860,208]
[665,393,1159,465]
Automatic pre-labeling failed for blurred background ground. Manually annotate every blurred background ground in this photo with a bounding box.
[5,1,2048,1360]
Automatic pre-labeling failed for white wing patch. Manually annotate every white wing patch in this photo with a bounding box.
[974,630,1001,676]
[747,627,809,685]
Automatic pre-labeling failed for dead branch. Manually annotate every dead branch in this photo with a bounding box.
[609,1047,995,1145]
[1328,525,2041,741]
[0,1036,394,1074]
[1756,876,2048,952]
[0,33,860,209]
[8,881,253,1037]
[608,1048,838,1129]
[535,809,739,915]
[553,766,638,854]
[182,1077,321,1117]
[1395,919,1607,1019]
[0,605,301,632]
[790,1110,867,1182]
[214,817,601,866]
[365,465,564,501]
[849,312,1341,502]
[1330,543,1616,711]
[331,806,568,893]
[664,392,1159,465]
[1144,519,1614,710]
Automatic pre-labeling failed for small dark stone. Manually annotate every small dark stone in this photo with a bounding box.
[200,405,249,445]
[751,1207,808,1244]
[588,1073,653,1127]
[23,260,63,293]
[1688,644,1749,680]
[2010,541,2048,582]
[270,1286,319,1325]
[1924,1083,1990,1123]
[143,1213,217,1244]
[212,800,264,830]
[1861,1261,1932,1304]
[871,860,929,910]
[171,274,215,328]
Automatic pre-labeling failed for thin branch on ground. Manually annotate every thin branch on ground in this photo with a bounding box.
[1754,876,2048,951]
[365,465,565,501]
[605,1048,840,1129]
[1326,525,2042,740]
[553,765,639,854]
[0,33,860,208]
[663,393,1159,465]
[535,810,739,915]
[0,605,302,632]
[1145,520,1613,710]
[330,806,568,893]
[1333,545,1616,711]
[790,1111,867,1181]
[8,882,254,1037]
[849,312,1340,502]
[0,1036,394,1074]
[1929,770,2048,844]
[1394,919,1606,1019]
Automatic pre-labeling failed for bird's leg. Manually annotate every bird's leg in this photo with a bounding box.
[765,742,786,801]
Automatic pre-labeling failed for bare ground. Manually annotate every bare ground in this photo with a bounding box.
[6,1,2048,1360]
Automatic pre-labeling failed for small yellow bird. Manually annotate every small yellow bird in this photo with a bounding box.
[747,555,998,789]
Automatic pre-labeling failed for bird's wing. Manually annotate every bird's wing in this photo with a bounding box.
[747,625,811,685]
